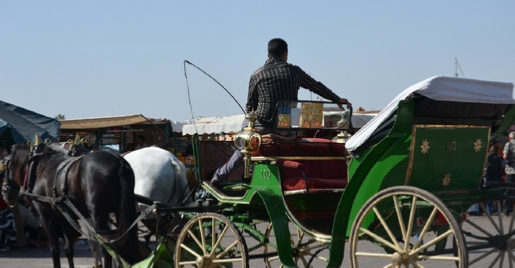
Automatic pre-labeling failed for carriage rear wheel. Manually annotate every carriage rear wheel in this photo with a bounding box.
[349,186,468,268]
[263,222,328,268]
[175,213,249,268]
[462,183,515,267]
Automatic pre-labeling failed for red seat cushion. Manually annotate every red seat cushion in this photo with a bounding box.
[280,159,347,191]
[256,138,347,157]
[283,177,348,191]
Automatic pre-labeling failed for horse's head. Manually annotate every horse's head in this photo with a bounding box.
[1,144,31,207]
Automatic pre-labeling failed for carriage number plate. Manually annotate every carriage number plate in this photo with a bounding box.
[260,169,272,180]
[446,141,457,151]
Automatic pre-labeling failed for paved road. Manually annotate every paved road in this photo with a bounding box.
[0,214,511,267]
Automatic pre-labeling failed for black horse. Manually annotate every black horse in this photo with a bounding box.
[1,143,148,268]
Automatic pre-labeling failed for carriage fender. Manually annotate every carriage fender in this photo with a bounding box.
[245,184,298,268]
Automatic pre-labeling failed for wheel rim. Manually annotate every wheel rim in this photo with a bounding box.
[462,193,515,267]
[175,213,249,267]
[349,186,467,268]
[263,223,328,268]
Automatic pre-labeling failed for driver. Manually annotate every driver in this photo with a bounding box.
[211,38,352,185]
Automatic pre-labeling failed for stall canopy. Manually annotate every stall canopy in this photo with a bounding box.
[60,114,183,132]
[0,100,60,144]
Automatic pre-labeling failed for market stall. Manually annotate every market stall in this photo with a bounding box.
[59,114,184,153]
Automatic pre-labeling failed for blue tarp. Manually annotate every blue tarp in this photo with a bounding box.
[0,100,60,145]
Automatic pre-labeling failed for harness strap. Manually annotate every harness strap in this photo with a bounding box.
[21,191,157,268]
[52,157,82,198]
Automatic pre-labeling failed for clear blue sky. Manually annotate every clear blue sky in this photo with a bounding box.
[1,1,514,121]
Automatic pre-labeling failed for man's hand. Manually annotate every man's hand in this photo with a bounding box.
[337,98,352,110]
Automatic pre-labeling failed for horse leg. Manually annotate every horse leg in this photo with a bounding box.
[62,223,76,268]
[11,204,26,248]
[40,219,62,268]
[92,214,114,268]
[85,218,103,268]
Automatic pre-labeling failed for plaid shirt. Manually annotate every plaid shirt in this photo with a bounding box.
[246,57,341,125]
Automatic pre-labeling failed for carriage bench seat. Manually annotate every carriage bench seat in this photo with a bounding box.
[256,137,347,157]
[279,159,348,193]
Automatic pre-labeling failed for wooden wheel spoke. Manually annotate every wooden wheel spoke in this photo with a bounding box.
[372,206,402,250]
[355,252,393,258]
[360,227,400,252]
[215,240,241,259]
[186,229,204,253]
[464,219,492,237]
[267,255,279,262]
[405,196,418,252]
[211,224,230,257]
[393,195,407,246]
[299,256,309,267]
[489,250,503,268]
[508,246,514,268]
[417,255,460,261]
[499,250,506,268]
[175,214,249,267]
[211,218,216,250]
[480,203,502,235]
[212,257,244,263]
[497,201,505,235]
[179,243,203,259]
[413,206,439,250]
[469,248,497,266]
[411,229,453,254]
[177,260,199,266]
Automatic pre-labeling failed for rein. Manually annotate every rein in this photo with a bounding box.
[14,152,154,251]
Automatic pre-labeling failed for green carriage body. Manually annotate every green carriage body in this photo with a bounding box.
[172,76,515,268]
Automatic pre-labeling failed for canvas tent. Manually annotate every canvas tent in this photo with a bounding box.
[0,100,60,145]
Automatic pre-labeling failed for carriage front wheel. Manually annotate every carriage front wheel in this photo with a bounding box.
[349,186,468,268]
[175,212,249,268]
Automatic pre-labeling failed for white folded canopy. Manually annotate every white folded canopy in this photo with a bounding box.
[345,76,515,152]
[181,114,247,135]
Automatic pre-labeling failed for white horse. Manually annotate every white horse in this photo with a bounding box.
[124,146,193,213]
[85,146,193,267]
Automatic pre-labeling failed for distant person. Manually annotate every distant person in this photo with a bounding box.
[0,197,17,251]
[503,132,515,216]
[484,145,504,215]
[134,135,149,150]
[211,38,351,185]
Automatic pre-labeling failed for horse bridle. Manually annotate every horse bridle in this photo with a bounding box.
[0,155,21,207]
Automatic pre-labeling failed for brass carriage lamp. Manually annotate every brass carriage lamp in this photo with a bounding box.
[233,111,261,179]
[332,131,352,144]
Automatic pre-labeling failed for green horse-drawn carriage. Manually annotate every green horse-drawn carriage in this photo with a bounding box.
[157,75,515,267]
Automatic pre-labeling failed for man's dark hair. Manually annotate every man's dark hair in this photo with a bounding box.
[268,38,288,58]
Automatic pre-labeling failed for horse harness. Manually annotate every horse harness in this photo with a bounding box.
[6,151,158,249]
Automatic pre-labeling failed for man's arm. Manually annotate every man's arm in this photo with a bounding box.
[298,67,352,109]
[246,76,258,113]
